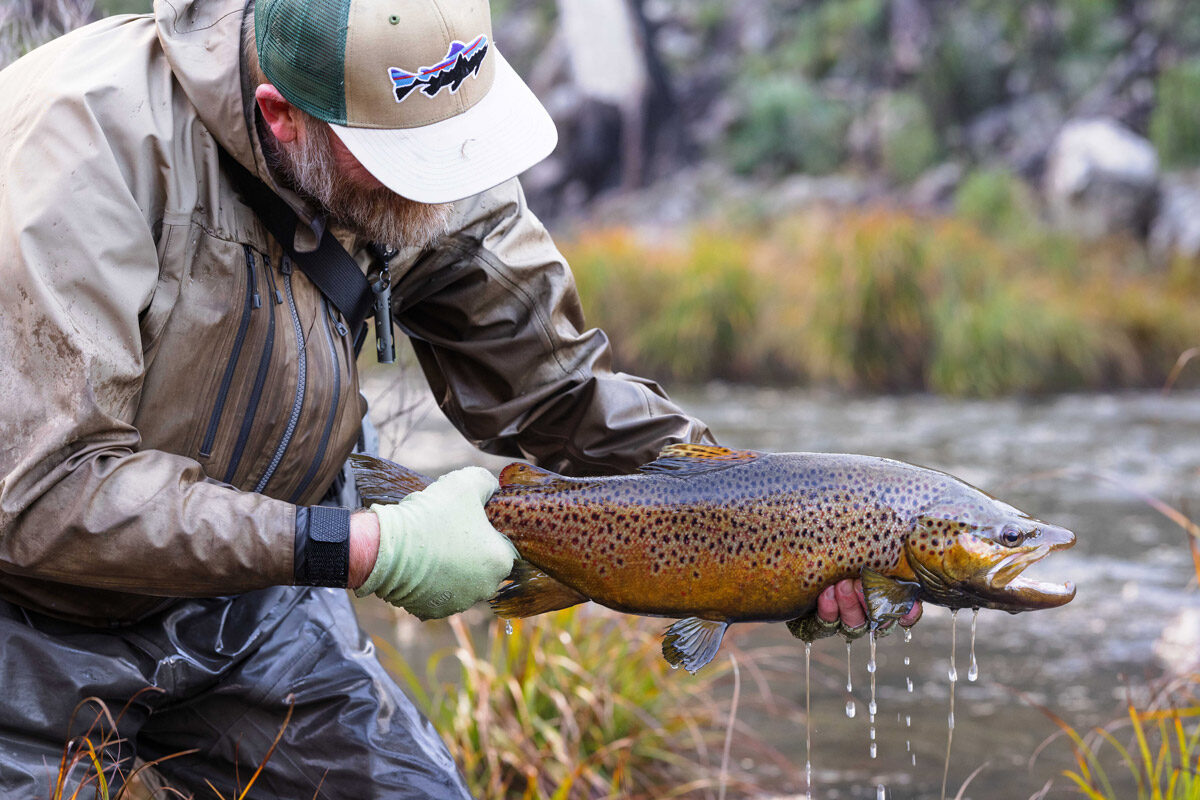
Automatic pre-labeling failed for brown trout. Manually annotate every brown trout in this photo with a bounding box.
[351,444,1075,672]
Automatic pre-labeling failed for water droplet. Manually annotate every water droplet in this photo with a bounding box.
[906,677,914,693]
[870,742,877,759]
[948,711,956,730]
[948,663,958,682]
[868,700,877,716]
[905,715,911,727]
[504,620,513,635]
[845,699,856,718]
[968,608,980,682]
[877,784,886,800]
[903,655,910,666]
[870,726,877,740]
[845,641,853,692]
[671,663,680,670]
[904,627,912,643]
[805,642,813,800]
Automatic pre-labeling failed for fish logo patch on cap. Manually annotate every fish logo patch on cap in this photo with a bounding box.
[388,35,489,103]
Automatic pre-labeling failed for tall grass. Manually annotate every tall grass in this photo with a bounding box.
[561,208,1200,395]
[379,609,786,799]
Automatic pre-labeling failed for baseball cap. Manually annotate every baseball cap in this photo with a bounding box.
[255,0,558,204]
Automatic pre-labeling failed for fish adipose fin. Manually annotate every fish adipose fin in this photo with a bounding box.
[639,444,762,476]
[491,561,588,619]
[861,568,921,630]
[349,454,433,504]
[499,462,561,487]
[661,617,729,673]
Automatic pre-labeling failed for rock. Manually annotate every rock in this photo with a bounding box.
[907,161,965,209]
[1154,607,1200,676]
[1149,170,1200,261]
[1043,117,1159,239]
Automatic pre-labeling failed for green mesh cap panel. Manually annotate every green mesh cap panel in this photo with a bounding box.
[255,0,350,124]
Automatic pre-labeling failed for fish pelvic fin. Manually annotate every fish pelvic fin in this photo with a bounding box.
[662,617,730,674]
[499,462,561,487]
[349,454,433,504]
[639,444,762,476]
[490,560,588,618]
[861,568,921,631]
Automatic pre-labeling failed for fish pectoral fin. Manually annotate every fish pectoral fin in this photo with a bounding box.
[661,617,729,674]
[861,568,921,630]
[638,444,762,476]
[490,561,588,619]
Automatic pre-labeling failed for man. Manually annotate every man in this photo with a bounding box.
[0,0,913,796]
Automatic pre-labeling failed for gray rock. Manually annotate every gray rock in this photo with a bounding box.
[1043,117,1159,239]
[1149,170,1200,260]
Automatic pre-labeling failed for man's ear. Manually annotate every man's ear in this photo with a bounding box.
[255,84,300,144]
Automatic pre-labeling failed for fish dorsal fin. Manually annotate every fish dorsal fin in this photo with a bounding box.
[661,617,730,673]
[499,462,560,487]
[638,444,762,476]
[349,454,433,505]
[861,567,921,630]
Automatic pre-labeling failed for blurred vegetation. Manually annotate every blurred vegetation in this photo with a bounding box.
[1150,58,1200,168]
[380,610,780,800]
[561,208,1200,396]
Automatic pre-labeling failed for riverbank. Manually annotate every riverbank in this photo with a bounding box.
[557,204,1200,397]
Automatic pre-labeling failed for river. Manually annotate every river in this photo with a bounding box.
[358,374,1200,799]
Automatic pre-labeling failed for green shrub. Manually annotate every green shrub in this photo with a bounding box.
[1150,58,1200,168]
[723,76,851,177]
[877,91,941,184]
[953,167,1041,236]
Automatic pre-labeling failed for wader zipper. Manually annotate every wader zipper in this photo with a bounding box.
[290,298,345,503]
[199,246,259,458]
[222,251,279,484]
[255,255,307,493]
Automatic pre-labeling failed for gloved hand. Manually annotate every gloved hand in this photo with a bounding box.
[354,466,518,620]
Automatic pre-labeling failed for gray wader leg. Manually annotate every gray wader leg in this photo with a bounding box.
[0,587,473,800]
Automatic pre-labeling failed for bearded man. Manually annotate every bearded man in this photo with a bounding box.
[0,0,908,796]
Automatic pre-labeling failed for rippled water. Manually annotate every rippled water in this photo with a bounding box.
[362,376,1200,799]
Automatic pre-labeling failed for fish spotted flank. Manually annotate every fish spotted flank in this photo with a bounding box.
[351,445,1075,673]
[388,36,488,103]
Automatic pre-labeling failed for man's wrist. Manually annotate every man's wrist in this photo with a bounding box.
[348,510,381,590]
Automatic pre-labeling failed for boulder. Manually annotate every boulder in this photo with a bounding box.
[1149,170,1200,261]
[1043,117,1159,239]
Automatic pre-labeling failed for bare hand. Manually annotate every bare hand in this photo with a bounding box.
[816,578,922,637]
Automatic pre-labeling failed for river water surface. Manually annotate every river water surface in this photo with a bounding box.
[359,376,1200,799]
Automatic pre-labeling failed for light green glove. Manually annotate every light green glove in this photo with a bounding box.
[355,466,518,620]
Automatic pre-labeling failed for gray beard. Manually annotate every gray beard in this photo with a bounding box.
[270,120,453,250]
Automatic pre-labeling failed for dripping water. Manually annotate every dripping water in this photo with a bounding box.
[805,642,813,800]
[868,631,878,759]
[940,609,959,800]
[844,640,856,718]
[967,608,980,682]
[504,620,514,636]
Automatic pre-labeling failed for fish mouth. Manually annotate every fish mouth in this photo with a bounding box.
[984,525,1077,609]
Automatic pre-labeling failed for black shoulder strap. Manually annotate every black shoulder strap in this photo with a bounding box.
[219,149,376,336]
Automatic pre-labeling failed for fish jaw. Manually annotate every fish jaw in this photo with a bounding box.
[945,522,1076,611]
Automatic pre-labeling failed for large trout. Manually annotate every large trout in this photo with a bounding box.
[351,444,1075,672]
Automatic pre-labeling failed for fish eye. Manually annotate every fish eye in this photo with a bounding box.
[999,524,1024,547]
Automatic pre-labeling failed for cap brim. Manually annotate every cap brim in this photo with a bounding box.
[328,50,557,204]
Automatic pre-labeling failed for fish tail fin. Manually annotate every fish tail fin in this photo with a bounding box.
[490,560,588,618]
[662,617,729,674]
[349,454,434,505]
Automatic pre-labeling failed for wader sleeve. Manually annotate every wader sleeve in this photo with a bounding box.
[0,77,297,599]
[392,179,714,477]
